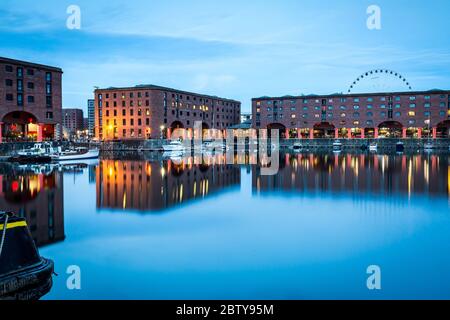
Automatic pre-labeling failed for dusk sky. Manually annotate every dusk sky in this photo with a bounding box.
[1,0,449,113]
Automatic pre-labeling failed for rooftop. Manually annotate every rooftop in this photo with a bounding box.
[95,84,241,103]
[0,56,63,73]
[252,89,450,101]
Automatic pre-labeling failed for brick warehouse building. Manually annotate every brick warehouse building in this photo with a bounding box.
[252,89,450,139]
[62,108,84,135]
[0,57,62,142]
[94,85,241,140]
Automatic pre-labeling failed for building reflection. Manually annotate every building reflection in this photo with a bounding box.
[254,153,450,198]
[96,155,241,212]
[0,164,65,247]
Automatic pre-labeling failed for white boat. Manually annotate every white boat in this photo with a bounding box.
[332,140,343,150]
[163,140,186,152]
[162,151,185,161]
[202,141,228,153]
[53,148,99,161]
[17,143,61,157]
[424,142,434,152]
[369,143,378,152]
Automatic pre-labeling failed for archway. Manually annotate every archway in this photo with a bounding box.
[2,111,41,142]
[170,121,184,130]
[378,121,403,138]
[313,122,335,139]
[436,120,450,138]
[267,123,286,139]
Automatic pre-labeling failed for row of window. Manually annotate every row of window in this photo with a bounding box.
[4,65,52,81]
[106,118,150,126]
[100,92,238,108]
[105,109,151,117]
[259,102,449,113]
[5,94,52,107]
[5,93,34,104]
[256,94,450,106]
[265,110,449,119]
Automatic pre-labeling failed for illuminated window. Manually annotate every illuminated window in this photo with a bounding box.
[408,111,416,116]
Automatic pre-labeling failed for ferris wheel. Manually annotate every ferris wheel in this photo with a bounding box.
[347,69,413,94]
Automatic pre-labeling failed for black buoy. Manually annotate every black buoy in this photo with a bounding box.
[0,212,54,300]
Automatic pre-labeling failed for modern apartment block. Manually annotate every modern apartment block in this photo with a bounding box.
[62,108,84,135]
[94,85,241,140]
[87,99,95,137]
[252,89,450,139]
[0,57,63,142]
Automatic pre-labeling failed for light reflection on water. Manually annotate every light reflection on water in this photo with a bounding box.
[0,152,449,299]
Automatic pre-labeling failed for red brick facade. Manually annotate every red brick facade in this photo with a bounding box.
[0,57,62,142]
[253,90,450,138]
[95,85,241,140]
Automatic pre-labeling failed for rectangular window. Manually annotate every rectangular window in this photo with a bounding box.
[6,94,13,101]
[5,79,13,86]
[46,96,52,108]
[17,67,23,78]
[46,83,52,94]
[17,93,23,106]
[46,112,53,119]
[408,111,416,116]
[27,69,34,76]
[46,72,52,82]
[28,96,34,103]
[17,79,23,92]
[27,82,34,89]
[5,65,13,72]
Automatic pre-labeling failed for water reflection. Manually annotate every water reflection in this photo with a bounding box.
[96,156,241,212]
[0,163,65,247]
[254,153,450,198]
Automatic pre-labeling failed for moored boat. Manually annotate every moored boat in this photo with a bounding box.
[0,212,54,300]
[369,143,378,152]
[53,148,99,161]
[332,140,343,152]
[163,140,187,152]
[17,142,60,157]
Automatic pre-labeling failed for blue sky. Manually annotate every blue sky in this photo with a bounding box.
[1,0,449,113]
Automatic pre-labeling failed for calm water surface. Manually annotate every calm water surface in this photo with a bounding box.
[1,152,450,299]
